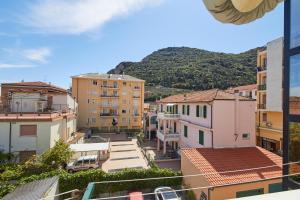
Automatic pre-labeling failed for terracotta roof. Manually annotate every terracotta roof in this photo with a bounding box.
[1,81,67,93]
[182,147,282,186]
[227,84,257,93]
[157,89,251,103]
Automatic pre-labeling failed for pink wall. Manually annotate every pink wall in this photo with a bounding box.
[212,100,256,148]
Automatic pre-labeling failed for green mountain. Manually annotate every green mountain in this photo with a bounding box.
[108,47,261,100]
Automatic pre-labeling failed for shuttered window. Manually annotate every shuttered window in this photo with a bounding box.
[182,105,185,115]
[196,105,200,117]
[187,105,190,116]
[184,125,188,138]
[20,125,37,136]
[203,105,207,118]
[199,130,204,145]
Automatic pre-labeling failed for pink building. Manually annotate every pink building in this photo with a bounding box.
[156,89,256,154]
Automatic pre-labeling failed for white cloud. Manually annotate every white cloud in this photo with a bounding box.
[22,48,51,63]
[23,0,164,34]
[0,63,35,69]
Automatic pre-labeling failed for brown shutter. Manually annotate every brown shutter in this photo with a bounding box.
[20,125,37,136]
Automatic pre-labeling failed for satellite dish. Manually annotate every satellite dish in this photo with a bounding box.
[202,0,283,25]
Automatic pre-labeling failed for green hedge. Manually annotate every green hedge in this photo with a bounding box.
[0,168,182,199]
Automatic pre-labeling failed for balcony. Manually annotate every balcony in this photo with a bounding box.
[157,130,180,142]
[101,85,118,89]
[133,86,141,90]
[157,112,180,120]
[100,95,119,98]
[100,113,119,117]
[258,84,267,91]
[257,65,267,72]
[258,104,266,109]
[133,95,141,99]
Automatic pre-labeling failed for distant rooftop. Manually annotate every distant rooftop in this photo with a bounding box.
[72,73,144,82]
[157,89,252,103]
[227,84,257,93]
[1,81,67,93]
[182,147,282,186]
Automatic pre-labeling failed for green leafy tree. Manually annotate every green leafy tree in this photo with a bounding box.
[39,139,74,168]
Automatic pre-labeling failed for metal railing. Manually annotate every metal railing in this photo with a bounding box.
[258,84,267,91]
[258,104,266,109]
[100,95,119,98]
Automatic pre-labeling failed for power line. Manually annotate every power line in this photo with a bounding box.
[91,172,300,200]
[91,160,300,185]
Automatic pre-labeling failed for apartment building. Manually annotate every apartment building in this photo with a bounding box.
[72,73,144,132]
[227,84,257,99]
[256,38,283,155]
[156,89,256,154]
[0,82,78,162]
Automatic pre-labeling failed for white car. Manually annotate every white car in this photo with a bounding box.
[154,187,180,200]
[66,155,99,173]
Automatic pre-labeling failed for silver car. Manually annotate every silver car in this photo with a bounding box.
[154,187,180,200]
[66,155,99,173]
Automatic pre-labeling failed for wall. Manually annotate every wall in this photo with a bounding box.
[266,37,283,112]
[181,151,210,199]
[52,94,77,111]
[212,100,256,148]
[211,179,282,200]
[11,93,47,112]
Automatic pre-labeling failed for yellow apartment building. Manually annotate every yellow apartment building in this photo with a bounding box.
[72,73,144,132]
[256,38,283,155]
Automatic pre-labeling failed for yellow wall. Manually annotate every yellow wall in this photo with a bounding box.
[72,76,144,130]
[211,179,282,200]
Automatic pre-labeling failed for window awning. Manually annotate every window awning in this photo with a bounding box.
[202,0,283,25]
[70,143,109,152]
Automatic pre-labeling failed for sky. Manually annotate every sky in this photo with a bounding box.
[0,0,283,89]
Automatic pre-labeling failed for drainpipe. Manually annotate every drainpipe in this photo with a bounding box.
[9,122,12,159]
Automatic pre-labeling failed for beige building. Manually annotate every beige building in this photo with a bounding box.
[0,82,78,162]
[72,73,144,132]
[256,38,283,155]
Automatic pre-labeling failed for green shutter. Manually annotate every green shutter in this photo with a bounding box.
[187,105,190,115]
[196,105,199,117]
[236,188,264,198]
[182,105,185,115]
[203,105,207,118]
[184,126,188,138]
[269,183,282,193]
[199,130,204,145]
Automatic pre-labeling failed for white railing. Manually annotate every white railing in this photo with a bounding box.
[157,112,180,119]
[157,130,180,141]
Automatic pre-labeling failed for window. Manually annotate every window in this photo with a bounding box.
[113,81,118,88]
[122,109,126,114]
[242,133,250,140]
[262,113,267,122]
[182,105,185,115]
[184,125,188,138]
[196,105,200,117]
[103,81,107,86]
[200,192,207,200]
[20,125,37,136]
[290,0,300,48]
[123,82,126,86]
[203,105,207,118]
[92,80,97,85]
[268,183,282,193]
[289,123,300,174]
[289,55,300,115]
[199,130,204,145]
[236,188,264,198]
[187,105,190,115]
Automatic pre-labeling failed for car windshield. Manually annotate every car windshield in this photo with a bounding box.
[161,191,177,199]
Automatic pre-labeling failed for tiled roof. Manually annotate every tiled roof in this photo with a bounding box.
[157,89,251,103]
[227,84,257,93]
[1,81,67,93]
[72,73,144,82]
[182,147,282,186]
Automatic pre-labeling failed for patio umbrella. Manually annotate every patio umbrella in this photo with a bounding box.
[203,0,283,25]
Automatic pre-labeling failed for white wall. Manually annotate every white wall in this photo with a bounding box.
[11,93,47,112]
[266,37,283,112]
[52,94,77,111]
[212,100,256,148]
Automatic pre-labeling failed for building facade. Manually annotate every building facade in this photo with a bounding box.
[256,38,284,155]
[157,89,256,154]
[0,82,78,162]
[72,73,144,132]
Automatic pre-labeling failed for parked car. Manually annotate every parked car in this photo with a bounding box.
[128,192,144,200]
[154,187,180,200]
[66,155,99,173]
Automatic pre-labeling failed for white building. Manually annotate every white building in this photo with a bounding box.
[0,82,79,162]
[156,89,256,154]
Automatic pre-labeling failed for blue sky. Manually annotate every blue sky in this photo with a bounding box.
[0,0,283,89]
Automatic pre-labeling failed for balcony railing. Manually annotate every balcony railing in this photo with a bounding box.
[257,65,267,72]
[258,104,266,109]
[157,112,180,119]
[133,95,141,98]
[100,113,119,117]
[100,95,119,98]
[258,84,267,91]
[157,130,180,141]
[100,85,118,89]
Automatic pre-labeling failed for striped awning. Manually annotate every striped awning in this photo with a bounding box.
[203,0,283,25]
